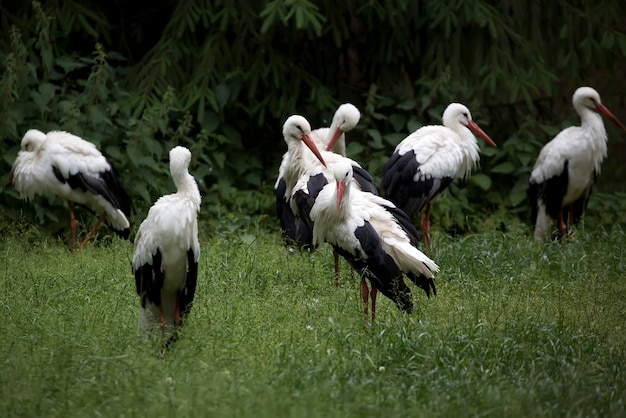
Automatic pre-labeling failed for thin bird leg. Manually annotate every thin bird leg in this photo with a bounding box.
[558,207,568,244]
[421,203,432,250]
[79,213,107,249]
[67,202,78,249]
[568,205,574,233]
[159,304,167,339]
[334,250,340,288]
[370,286,378,323]
[361,278,370,318]
[174,293,182,328]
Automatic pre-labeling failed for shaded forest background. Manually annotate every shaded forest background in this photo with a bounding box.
[1,0,625,237]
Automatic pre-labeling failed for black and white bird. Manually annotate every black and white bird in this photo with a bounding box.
[309,159,439,320]
[291,148,378,286]
[7,129,131,248]
[132,146,201,345]
[381,103,496,249]
[529,87,625,241]
[312,103,361,156]
[275,115,327,249]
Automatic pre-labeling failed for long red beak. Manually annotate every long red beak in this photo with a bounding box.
[467,120,497,147]
[336,181,346,217]
[326,127,343,152]
[302,133,327,167]
[5,167,15,187]
[596,103,626,131]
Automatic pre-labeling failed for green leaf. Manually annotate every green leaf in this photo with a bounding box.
[491,162,516,174]
[470,173,492,191]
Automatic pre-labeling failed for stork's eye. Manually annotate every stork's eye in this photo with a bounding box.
[463,112,469,119]
[296,125,303,132]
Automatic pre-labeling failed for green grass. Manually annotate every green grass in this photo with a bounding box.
[0,220,625,417]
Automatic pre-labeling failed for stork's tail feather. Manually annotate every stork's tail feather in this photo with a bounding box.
[408,272,437,298]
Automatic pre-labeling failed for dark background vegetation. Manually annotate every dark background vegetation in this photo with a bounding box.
[1,0,625,238]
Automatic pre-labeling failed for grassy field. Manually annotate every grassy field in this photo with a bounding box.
[0,219,624,417]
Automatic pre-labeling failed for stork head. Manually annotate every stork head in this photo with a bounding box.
[325,103,361,152]
[333,159,353,217]
[573,86,626,131]
[6,129,47,186]
[443,103,497,147]
[20,129,47,153]
[170,146,192,174]
[283,115,326,167]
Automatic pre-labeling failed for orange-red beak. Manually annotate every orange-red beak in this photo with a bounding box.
[302,133,327,167]
[467,120,497,147]
[596,103,626,131]
[5,167,15,187]
[336,180,346,217]
[326,127,343,152]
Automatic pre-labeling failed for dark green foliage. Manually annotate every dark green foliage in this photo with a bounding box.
[1,1,626,237]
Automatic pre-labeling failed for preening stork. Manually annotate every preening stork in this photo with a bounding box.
[309,159,438,320]
[274,115,327,250]
[311,103,361,156]
[291,147,379,287]
[7,129,131,248]
[132,146,201,345]
[529,87,625,242]
[381,103,496,249]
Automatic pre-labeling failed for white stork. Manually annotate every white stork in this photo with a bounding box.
[312,103,361,156]
[381,103,496,249]
[309,159,439,320]
[529,86,625,242]
[7,129,131,248]
[274,115,327,249]
[132,146,201,345]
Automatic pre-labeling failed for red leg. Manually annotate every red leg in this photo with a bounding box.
[174,293,182,328]
[68,202,78,249]
[79,213,107,249]
[334,250,340,288]
[558,206,568,244]
[361,278,369,318]
[370,286,378,323]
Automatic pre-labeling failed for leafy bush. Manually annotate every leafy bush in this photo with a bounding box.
[1,1,626,237]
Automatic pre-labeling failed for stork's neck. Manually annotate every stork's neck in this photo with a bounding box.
[455,127,480,179]
[174,172,201,207]
[579,110,607,143]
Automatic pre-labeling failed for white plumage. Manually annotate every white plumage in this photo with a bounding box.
[381,103,496,248]
[132,146,201,344]
[310,159,438,319]
[8,129,131,248]
[529,87,625,241]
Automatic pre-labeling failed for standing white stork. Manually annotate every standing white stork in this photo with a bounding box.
[132,146,201,346]
[309,159,438,320]
[529,87,625,242]
[7,129,131,248]
[381,103,496,249]
[311,103,361,156]
[274,115,327,250]
[275,104,359,250]
[291,147,379,287]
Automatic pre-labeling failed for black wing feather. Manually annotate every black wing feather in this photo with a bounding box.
[334,222,414,313]
[382,151,452,217]
[179,248,198,321]
[134,248,164,309]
